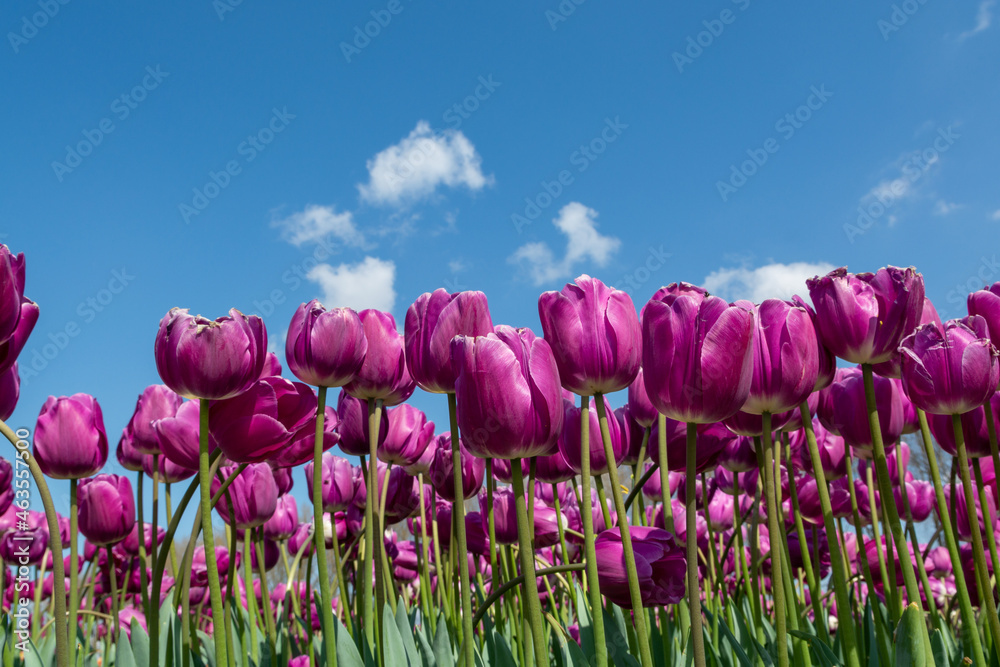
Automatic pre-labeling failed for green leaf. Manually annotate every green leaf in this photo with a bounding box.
[395,604,422,667]
[573,584,595,658]
[433,613,456,667]
[892,603,928,667]
[336,616,366,667]
[382,604,411,667]
[715,612,755,667]
[788,630,842,667]
[601,606,639,667]
[116,633,138,667]
[491,630,517,667]
[130,617,150,667]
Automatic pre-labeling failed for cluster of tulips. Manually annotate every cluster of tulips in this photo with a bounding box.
[1,243,1000,667]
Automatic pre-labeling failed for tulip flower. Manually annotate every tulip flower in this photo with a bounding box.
[627,367,658,429]
[142,452,195,484]
[125,385,182,455]
[926,394,1000,458]
[0,364,19,421]
[817,367,903,457]
[741,299,819,415]
[723,408,792,437]
[211,463,279,529]
[154,307,267,401]
[538,275,641,395]
[0,246,25,344]
[0,525,47,564]
[120,523,165,557]
[115,427,145,473]
[344,310,415,405]
[0,299,38,375]
[270,405,340,468]
[648,418,734,474]
[335,389,388,456]
[404,289,494,394]
[533,449,575,484]
[558,395,625,475]
[262,494,298,541]
[0,458,11,516]
[78,475,135,546]
[379,404,435,467]
[152,399,204,471]
[788,420,847,480]
[428,438,484,502]
[373,464,421,525]
[594,527,685,607]
[872,297,941,379]
[303,454,356,512]
[481,487,564,547]
[285,300,367,388]
[34,393,108,479]
[617,406,647,466]
[967,282,1000,351]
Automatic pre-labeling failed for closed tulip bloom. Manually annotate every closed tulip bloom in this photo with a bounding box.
[142,452,195,484]
[303,454,356,512]
[0,246,25,344]
[872,297,942,379]
[125,385,182,455]
[0,526,47,564]
[723,408,793,437]
[806,266,925,365]
[34,393,108,480]
[374,464,421,525]
[967,282,1000,351]
[713,466,758,496]
[790,296,836,392]
[536,480,575,507]
[464,512,491,556]
[925,546,953,577]
[900,317,999,415]
[595,527,685,607]
[648,418,734,474]
[451,325,564,460]
[0,458,11,516]
[533,449,575,484]
[641,284,756,424]
[817,366,903,456]
[0,364,19,421]
[120,523,165,557]
[152,400,205,471]
[944,483,997,543]
[344,310,415,405]
[627,368,659,428]
[538,275,641,395]
[404,432,441,476]
[210,376,317,463]
[741,299,819,415]
[271,465,294,495]
[482,487,563,547]
[380,404,435,467]
[0,299,38,375]
[211,463,278,529]
[780,391,820,433]
[154,307,267,400]
[788,420,847,480]
[263,495,298,541]
[285,301,367,388]
[797,476,853,523]
[429,437,484,501]
[558,395,625,475]
[705,488,736,531]
[78,474,135,546]
[405,289,494,394]
[248,537,280,572]
[270,406,340,468]
[191,546,239,587]
[716,434,757,473]
[926,393,1000,458]
[896,479,935,523]
[490,458,529,484]
[115,427,145,473]
[616,406,647,466]
[335,389,389,456]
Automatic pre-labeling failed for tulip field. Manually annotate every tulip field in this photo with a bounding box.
[3,251,1000,667]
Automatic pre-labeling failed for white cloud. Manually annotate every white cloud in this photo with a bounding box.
[702,261,837,303]
[933,200,962,215]
[509,202,621,285]
[960,0,994,39]
[991,209,1000,221]
[358,121,493,207]
[274,204,366,248]
[306,256,397,313]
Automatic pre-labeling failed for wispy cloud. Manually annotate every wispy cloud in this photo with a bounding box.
[933,200,962,216]
[273,204,367,248]
[306,256,397,312]
[960,0,994,40]
[703,261,836,303]
[509,202,620,285]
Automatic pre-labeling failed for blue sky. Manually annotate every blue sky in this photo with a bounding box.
[2,1,999,519]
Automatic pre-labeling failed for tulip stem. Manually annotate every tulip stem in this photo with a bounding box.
[578,395,608,667]
[329,510,352,634]
[758,414,788,667]
[165,482,179,579]
[197,399,229,667]
[865,465,894,623]
[107,546,120,643]
[416,474,434,633]
[510,458,551,667]
[136,471,149,615]
[255,528,278,654]
[445,393,478,666]
[633,429,649,526]
[152,455,160,584]
[594,394,653,667]
[364,397,386,659]
[972,460,1000,601]
[860,364,922,608]
[684,422,707,667]
[656,414,690,643]
[798,404,860,667]
[593,477,613,535]
[243,532,259,663]
[784,435,827,645]
[68,478,79,667]
[896,445,940,629]
[310,386,340,667]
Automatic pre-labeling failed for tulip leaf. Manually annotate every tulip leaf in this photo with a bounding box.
[413,621,434,667]
[157,594,175,666]
[601,606,639,667]
[115,633,138,667]
[893,603,928,667]
[335,615,366,667]
[382,604,411,667]
[433,613,455,667]
[490,630,517,667]
[572,584,595,658]
[788,630,842,667]
[394,602,422,667]
[714,611,754,667]
[130,617,151,667]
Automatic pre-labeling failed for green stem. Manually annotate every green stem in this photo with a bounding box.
[447,392,476,667]
[243,532,259,664]
[107,547,119,643]
[136,471,149,615]
[365,398,384,655]
[512,459,550,667]
[417,473,433,632]
[685,422,707,667]
[311,386,340,667]
[68,478,79,666]
[255,528,277,653]
[594,395,653,667]
[972,460,1000,603]
[896,443,940,629]
[578,395,608,667]
[865,464,894,623]
[198,399,229,667]
[784,434,827,644]
[759,415,788,667]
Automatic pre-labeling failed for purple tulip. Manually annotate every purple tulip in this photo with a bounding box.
[641,283,755,424]
[0,246,25,344]
[344,310,415,406]
[0,364,19,421]
[270,405,340,468]
[152,399,203,471]
[78,474,136,546]
[154,307,267,400]
[594,527,685,607]
[558,395,625,475]
[380,404,435,467]
[364,464,420,525]
[451,325,564,460]
[285,300,367,388]
[428,437,484,501]
[944,483,997,543]
[741,299,819,415]
[404,432,441,476]
[34,394,108,480]
[872,297,942,379]
[263,495,299,541]
[142,452,195,484]
[536,480,574,507]
[723,408,792,437]
[806,266,925,365]
[0,458,11,516]
[797,476,853,523]
[967,282,1000,351]
[120,522,165,556]
[705,488,736,531]
[125,385,182,455]
[490,458,529,484]
[538,275,641,395]
[926,393,1000,458]
[272,465,294,495]
[896,479,935,523]
[303,454,356,512]
[716,434,757,473]
[713,466,757,496]
[259,352,283,379]
[211,463,278,529]
[816,366,903,456]
[648,418,734,474]
[405,289,494,394]
[900,317,999,415]
[191,546,238,587]
[335,389,389,456]
[533,449,575,484]
[790,296,836,392]
[0,300,38,375]
[248,537,280,572]
[0,525,47,564]
[115,427,146,473]
[780,391,820,433]
[788,420,847,480]
[617,406,647,466]
[464,512,491,556]
[627,368,659,429]
[209,376,316,463]
[482,487,563,547]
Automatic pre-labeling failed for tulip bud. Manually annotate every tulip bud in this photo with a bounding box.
[344,310,415,405]
[34,394,108,480]
[285,300,368,388]
[78,474,136,546]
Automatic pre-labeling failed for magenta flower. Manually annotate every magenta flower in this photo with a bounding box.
[303,454,356,512]
[263,494,298,541]
[788,419,847,480]
[405,289,494,394]
[154,308,267,400]
[0,299,38,375]
[533,449,576,484]
[211,463,278,529]
[0,525,47,564]
[926,394,1000,458]
[34,393,108,480]
[142,452,195,483]
[617,405,647,466]
[451,325,564,460]
[0,246,26,344]
[648,418,734,474]
[741,299,819,415]
[900,317,999,415]
[641,283,755,424]
[373,464,420,525]
[124,385,182,455]
[270,405,340,468]
[538,275,641,396]
[481,487,564,547]
[716,434,757,473]
[335,389,388,456]
[595,527,685,607]
[285,300,367,388]
[78,474,136,546]
[153,399,205,471]
[723,408,793,437]
[0,364,19,421]
[557,395,625,475]
[627,367,659,429]
[816,366,903,457]
[967,282,1000,351]
[119,522,165,556]
[344,310,415,406]
[428,437,484,502]
[872,297,942,379]
[379,404,435,467]
[806,266,925,365]
[0,458,12,516]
